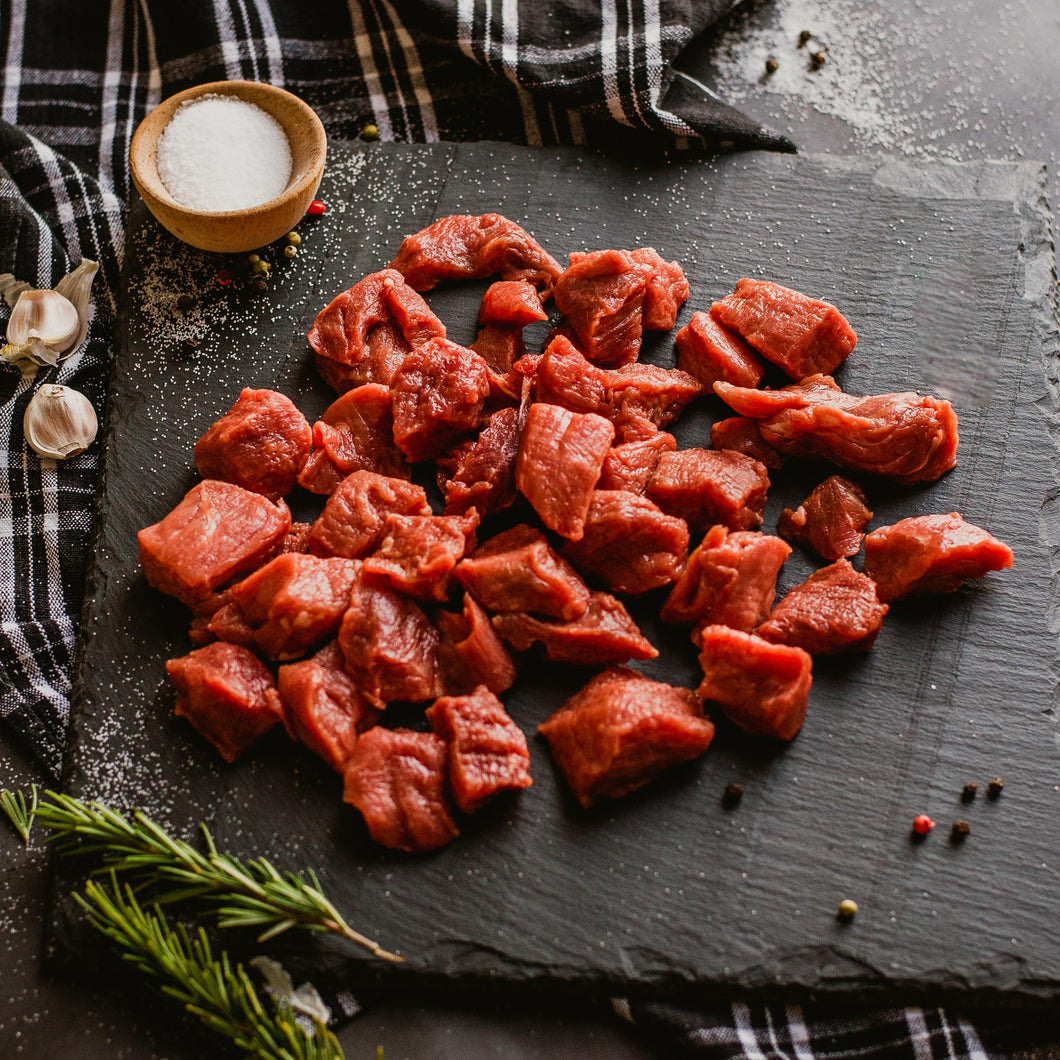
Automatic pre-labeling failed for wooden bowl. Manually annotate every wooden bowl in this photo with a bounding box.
[129,81,327,254]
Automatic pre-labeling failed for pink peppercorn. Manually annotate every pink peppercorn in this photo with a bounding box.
[912,814,935,836]
[307,199,326,217]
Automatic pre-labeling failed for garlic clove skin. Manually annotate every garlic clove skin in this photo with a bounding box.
[7,289,81,350]
[23,384,98,460]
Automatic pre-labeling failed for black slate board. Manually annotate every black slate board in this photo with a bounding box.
[50,143,1060,1005]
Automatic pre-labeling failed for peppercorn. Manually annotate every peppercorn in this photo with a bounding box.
[307,199,326,217]
[911,814,935,838]
[251,259,271,277]
[987,778,1004,799]
[836,899,858,922]
[286,231,302,246]
[798,29,812,47]
[361,122,380,142]
[765,57,779,75]
[175,294,195,312]
[181,336,199,352]
[722,782,743,807]
[284,244,298,259]
[248,253,260,264]
[950,819,971,843]
[961,782,978,803]
[249,275,268,292]
[216,268,233,287]
[810,51,826,68]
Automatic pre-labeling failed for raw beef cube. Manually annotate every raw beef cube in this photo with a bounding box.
[455,525,590,620]
[696,626,812,741]
[338,573,441,708]
[599,429,677,494]
[297,384,408,495]
[534,335,703,432]
[308,471,431,560]
[389,213,562,296]
[472,322,527,377]
[563,491,689,595]
[438,594,517,695]
[308,269,447,393]
[363,511,480,602]
[778,475,872,561]
[479,279,549,327]
[661,526,791,629]
[758,559,889,654]
[710,417,783,470]
[711,279,857,378]
[280,522,313,554]
[538,667,714,808]
[492,591,658,665]
[390,338,491,462]
[220,553,360,660]
[343,727,459,852]
[138,481,291,607]
[553,249,652,367]
[646,448,769,532]
[675,311,765,389]
[194,388,311,501]
[277,642,378,772]
[516,403,615,540]
[862,513,1014,603]
[166,641,283,763]
[715,374,959,484]
[437,406,521,517]
[629,248,690,330]
[426,687,532,812]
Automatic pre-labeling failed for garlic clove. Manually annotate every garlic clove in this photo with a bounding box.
[23,383,98,460]
[0,258,98,371]
[7,289,80,350]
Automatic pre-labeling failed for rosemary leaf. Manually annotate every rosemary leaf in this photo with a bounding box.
[0,784,37,844]
[34,790,402,962]
[77,876,345,1060]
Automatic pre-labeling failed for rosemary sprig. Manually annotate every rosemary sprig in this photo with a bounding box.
[77,875,344,1060]
[33,790,401,962]
[0,784,37,843]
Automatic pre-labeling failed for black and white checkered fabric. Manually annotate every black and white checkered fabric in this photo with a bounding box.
[0,3,1050,1057]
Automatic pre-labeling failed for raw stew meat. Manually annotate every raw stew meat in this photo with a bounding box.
[138,212,1013,852]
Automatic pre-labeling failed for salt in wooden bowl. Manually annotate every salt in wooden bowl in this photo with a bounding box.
[130,80,327,254]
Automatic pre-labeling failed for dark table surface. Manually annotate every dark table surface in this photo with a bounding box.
[3,1,1059,1056]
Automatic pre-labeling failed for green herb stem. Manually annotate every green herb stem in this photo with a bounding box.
[0,785,37,844]
[33,790,401,962]
[77,876,345,1060]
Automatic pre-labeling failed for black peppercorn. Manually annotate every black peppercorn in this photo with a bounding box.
[181,337,198,352]
[722,782,743,807]
[961,782,978,803]
[810,51,826,68]
[950,819,971,843]
[987,778,1004,799]
[765,57,779,75]
[176,294,195,312]
[798,30,812,47]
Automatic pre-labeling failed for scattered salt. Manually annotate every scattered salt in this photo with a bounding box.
[156,95,293,212]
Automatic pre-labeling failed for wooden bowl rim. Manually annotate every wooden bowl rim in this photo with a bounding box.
[129,80,327,221]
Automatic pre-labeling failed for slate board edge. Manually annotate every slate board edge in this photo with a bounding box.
[45,143,1060,1008]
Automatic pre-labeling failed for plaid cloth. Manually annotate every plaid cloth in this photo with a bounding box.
[0,3,1053,1058]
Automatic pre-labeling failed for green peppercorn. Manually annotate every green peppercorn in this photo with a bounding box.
[248,253,260,264]
[286,231,302,246]
[836,899,858,922]
[284,244,298,259]
[252,259,271,276]
[361,122,380,141]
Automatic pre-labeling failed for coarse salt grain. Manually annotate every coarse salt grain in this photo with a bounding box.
[156,95,293,213]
